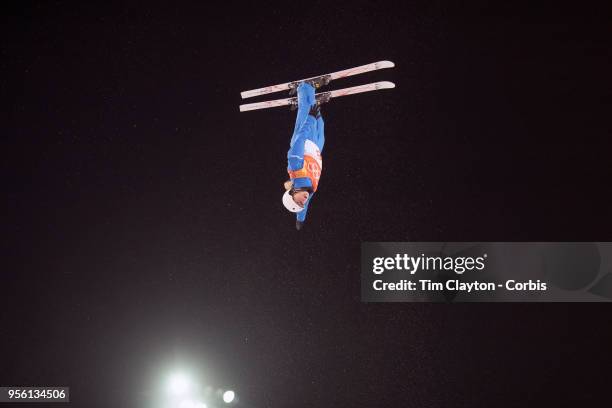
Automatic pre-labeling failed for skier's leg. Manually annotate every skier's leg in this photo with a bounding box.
[291,82,316,140]
[315,115,325,151]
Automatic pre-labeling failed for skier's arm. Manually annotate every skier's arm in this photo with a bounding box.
[296,193,313,223]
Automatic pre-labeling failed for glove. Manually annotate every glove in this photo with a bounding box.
[296,220,304,231]
[308,103,321,118]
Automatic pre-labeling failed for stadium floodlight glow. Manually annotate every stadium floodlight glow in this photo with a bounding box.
[223,390,235,403]
[179,400,207,408]
[167,372,191,396]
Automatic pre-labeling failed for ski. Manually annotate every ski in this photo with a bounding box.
[239,81,395,112]
[240,60,395,99]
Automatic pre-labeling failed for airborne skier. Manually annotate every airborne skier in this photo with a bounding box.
[282,80,327,230]
[239,61,395,230]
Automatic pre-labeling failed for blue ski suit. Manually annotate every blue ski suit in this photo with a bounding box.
[287,82,325,223]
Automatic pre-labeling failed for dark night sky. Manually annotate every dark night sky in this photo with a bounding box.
[3,1,612,407]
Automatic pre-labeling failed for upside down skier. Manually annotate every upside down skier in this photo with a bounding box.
[238,62,394,229]
[282,80,329,230]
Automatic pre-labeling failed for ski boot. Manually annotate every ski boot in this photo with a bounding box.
[288,75,332,95]
[315,91,331,105]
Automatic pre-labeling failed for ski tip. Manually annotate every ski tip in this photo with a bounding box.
[377,60,395,69]
[376,81,396,89]
[241,90,261,99]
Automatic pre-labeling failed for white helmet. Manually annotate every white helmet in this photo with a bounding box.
[282,189,304,213]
